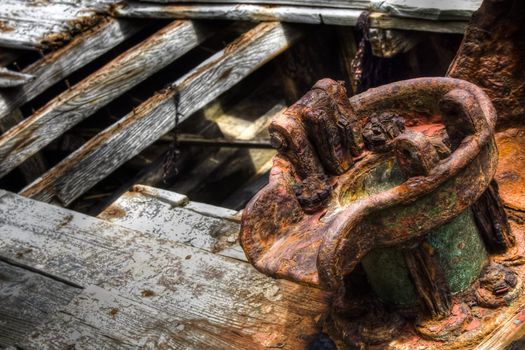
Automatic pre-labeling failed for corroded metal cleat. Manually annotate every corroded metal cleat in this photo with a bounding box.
[240,77,524,348]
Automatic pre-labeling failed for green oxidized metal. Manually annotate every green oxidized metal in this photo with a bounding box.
[354,159,488,306]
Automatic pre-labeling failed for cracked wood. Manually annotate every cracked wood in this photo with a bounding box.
[0,18,143,123]
[114,1,364,26]
[0,261,81,348]
[21,22,300,205]
[0,190,329,349]
[0,20,210,179]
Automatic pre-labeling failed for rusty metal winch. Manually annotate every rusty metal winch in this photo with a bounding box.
[240,77,524,348]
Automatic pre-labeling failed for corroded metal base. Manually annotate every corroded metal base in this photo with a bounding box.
[328,221,525,349]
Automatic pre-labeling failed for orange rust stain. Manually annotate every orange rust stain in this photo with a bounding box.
[141,289,155,297]
[109,307,119,318]
[495,127,525,211]
[406,114,444,137]
[42,15,103,50]
[464,318,481,331]
[0,20,14,32]
[223,23,274,55]
[42,17,112,62]
[100,204,126,220]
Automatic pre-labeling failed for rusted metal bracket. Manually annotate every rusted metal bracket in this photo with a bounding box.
[240,77,522,348]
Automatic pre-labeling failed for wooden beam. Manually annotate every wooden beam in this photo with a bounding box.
[18,285,212,349]
[0,110,47,183]
[0,49,47,182]
[21,22,299,205]
[369,0,481,21]
[114,1,363,26]
[0,190,328,349]
[369,12,468,34]
[96,67,284,212]
[0,67,33,88]
[0,261,81,348]
[135,0,370,9]
[114,1,473,32]
[98,185,243,261]
[0,18,143,123]
[0,20,210,179]
[0,0,104,50]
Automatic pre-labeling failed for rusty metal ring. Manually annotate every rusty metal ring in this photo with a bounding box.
[241,77,498,292]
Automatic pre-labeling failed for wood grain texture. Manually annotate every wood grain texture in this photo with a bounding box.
[17,286,187,349]
[368,12,469,33]
[0,0,105,50]
[135,0,370,9]
[0,67,33,88]
[21,22,299,205]
[0,261,81,348]
[0,18,142,123]
[114,1,363,26]
[369,0,481,20]
[98,185,243,261]
[475,303,525,350]
[0,190,329,349]
[0,109,47,183]
[0,20,209,179]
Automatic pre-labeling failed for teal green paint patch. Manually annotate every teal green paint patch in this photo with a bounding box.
[340,157,487,307]
[426,208,488,294]
[362,247,419,306]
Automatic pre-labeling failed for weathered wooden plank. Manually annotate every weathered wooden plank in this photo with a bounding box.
[21,22,299,205]
[475,302,525,350]
[16,286,182,349]
[114,1,364,26]
[136,0,370,9]
[0,20,210,179]
[369,12,468,34]
[124,185,240,220]
[0,18,143,123]
[19,283,322,350]
[0,109,47,183]
[98,185,242,260]
[0,67,33,88]
[117,72,281,209]
[0,51,47,181]
[0,190,329,349]
[368,27,422,58]
[0,0,103,50]
[369,0,481,20]
[0,261,81,348]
